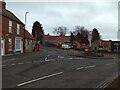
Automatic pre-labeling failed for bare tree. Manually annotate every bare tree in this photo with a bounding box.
[73,26,88,36]
[73,26,89,44]
[53,26,68,36]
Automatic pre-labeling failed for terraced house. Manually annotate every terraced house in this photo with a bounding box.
[0,1,25,55]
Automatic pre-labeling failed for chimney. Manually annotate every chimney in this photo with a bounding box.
[0,0,6,9]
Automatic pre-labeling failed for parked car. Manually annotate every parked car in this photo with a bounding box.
[70,45,74,49]
[61,44,71,49]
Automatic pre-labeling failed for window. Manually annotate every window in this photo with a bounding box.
[17,24,20,35]
[9,20,12,33]
[15,37,21,51]
[8,38,12,51]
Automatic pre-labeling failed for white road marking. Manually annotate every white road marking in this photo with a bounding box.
[45,57,48,61]
[76,67,84,70]
[11,64,16,66]
[88,65,96,68]
[84,66,89,68]
[68,58,73,59]
[75,58,87,60]
[77,65,96,70]
[106,63,116,66]
[85,65,96,69]
[2,65,7,67]
[17,72,63,87]
[58,56,64,59]
[45,57,50,62]
[0,65,7,67]
[49,59,55,61]
[18,63,24,65]
[46,60,50,62]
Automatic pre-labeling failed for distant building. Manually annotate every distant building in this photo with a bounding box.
[0,1,25,55]
[25,30,35,52]
[111,41,120,52]
[89,40,120,52]
[43,35,70,46]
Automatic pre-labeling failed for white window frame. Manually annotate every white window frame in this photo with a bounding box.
[1,38,5,56]
[8,38,12,51]
[15,37,22,51]
[9,20,12,33]
[17,24,20,35]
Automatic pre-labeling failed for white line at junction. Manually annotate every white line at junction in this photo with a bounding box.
[17,72,63,87]
[18,63,24,65]
[2,65,7,67]
[76,67,84,70]
[76,65,96,70]
[0,65,7,67]
[85,65,96,69]
[11,64,16,66]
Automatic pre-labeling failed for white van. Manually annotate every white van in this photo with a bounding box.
[61,44,71,49]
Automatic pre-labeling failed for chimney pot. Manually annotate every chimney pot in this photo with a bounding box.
[0,0,6,9]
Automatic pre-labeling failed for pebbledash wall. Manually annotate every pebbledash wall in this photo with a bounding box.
[0,1,25,55]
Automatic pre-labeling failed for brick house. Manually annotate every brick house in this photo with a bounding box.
[87,40,120,52]
[111,41,120,52]
[25,30,35,52]
[0,1,25,55]
[87,40,111,52]
[43,35,70,46]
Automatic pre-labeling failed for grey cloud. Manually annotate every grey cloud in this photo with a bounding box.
[7,2,118,40]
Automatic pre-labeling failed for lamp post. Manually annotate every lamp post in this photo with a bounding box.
[88,31,92,51]
[24,12,29,53]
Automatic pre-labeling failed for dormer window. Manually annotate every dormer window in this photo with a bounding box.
[17,24,20,35]
[9,20,12,33]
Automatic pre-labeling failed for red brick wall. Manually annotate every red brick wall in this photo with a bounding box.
[0,15,2,55]
[2,16,25,55]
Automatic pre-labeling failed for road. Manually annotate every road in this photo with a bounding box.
[2,47,119,88]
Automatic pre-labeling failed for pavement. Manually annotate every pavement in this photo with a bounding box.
[69,51,119,59]
[104,76,119,89]
[1,46,119,89]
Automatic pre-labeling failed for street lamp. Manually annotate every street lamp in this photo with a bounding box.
[24,11,29,53]
[88,31,92,51]
[25,12,29,26]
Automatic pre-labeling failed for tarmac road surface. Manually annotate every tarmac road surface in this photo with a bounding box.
[2,46,119,88]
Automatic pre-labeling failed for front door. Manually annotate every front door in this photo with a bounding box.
[1,39,5,56]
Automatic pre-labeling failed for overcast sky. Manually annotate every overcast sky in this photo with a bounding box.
[6,1,118,40]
